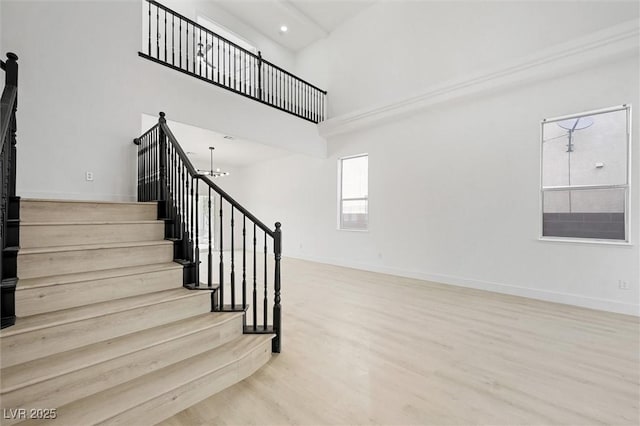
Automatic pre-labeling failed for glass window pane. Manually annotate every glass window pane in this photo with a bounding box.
[542,188,626,240]
[341,199,368,230]
[542,108,628,187]
[341,156,368,199]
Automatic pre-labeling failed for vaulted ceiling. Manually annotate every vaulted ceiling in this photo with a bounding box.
[213,0,376,51]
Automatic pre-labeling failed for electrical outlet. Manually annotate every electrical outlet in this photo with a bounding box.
[85,171,94,181]
[618,280,629,290]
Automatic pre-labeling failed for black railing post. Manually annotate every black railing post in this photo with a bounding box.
[157,112,167,203]
[272,222,282,353]
[257,51,263,101]
[1,52,20,330]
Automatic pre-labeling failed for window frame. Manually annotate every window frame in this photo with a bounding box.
[539,104,632,245]
[338,153,369,232]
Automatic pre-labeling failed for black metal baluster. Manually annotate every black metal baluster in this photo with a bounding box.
[198,28,202,76]
[151,128,156,198]
[253,223,257,330]
[233,47,237,90]
[144,137,148,201]
[222,41,226,86]
[179,18,182,69]
[171,14,174,65]
[148,0,151,55]
[208,187,212,288]
[156,5,159,59]
[185,22,189,71]
[192,23,196,74]
[258,51,262,101]
[273,222,282,353]
[219,194,224,307]
[182,165,188,256]
[217,38,220,83]
[242,215,247,310]
[227,42,232,87]
[195,178,200,288]
[263,232,268,329]
[231,206,235,309]
[242,51,245,94]
[279,71,282,108]
[206,32,210,81]
[164,9,167,61]
[190,177,194,266]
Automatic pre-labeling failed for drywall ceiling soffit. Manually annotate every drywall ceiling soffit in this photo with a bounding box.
[212,0,376,51]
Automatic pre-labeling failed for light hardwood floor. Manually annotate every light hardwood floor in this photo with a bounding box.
[163,257,639,426]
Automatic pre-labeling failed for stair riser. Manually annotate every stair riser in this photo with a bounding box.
[0,293,211,369]
[21,223,165,249]
[16,269,182,317]
[17,244,174,279]
[1,315,243,413]
[96,339,272,426]
[20,201,157,223]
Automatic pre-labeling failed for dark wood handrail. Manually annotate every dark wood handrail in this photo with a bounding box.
[146,0,327,94]
[261,59,327,95]
[135,114,275,237]
[0,86,17,152]
[134,111,283,352]
[147,0,259,61]
[141,0,327,123]
[0,53,18,152]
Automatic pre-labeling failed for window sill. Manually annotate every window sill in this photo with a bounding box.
[337,228,369,233]
[538,237,632,247]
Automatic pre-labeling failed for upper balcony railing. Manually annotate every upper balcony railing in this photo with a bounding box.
[140,0,327,124]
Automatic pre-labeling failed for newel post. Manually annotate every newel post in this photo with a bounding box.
[272,222,282,353]
[157,112,168,202]
[5,53,18,197]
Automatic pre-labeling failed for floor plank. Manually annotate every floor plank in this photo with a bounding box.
[162,257,639,425]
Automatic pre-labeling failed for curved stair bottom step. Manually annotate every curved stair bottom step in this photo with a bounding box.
[16,334,274,426]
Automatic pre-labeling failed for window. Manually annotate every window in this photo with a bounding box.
[339,154,368,230]
[541,105,631,242]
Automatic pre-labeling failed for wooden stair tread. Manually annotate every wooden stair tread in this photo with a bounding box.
[16,263,183,290]
[22,199,156,205]
[0,289,210,338]
[30,334,273,426]
[1,312,243,393]
[21,220,163,226]
[19,240,173,255]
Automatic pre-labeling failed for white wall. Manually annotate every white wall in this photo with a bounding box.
[238,55,640,315]
[296,1,639,118]
[1,0,324,202]
[230,1,640,315]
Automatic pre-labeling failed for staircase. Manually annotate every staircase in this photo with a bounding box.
[0,199,273,425]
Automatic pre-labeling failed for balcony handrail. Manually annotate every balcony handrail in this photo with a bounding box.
[140,0,327,123]
[261,58,327,94]
[147,0,260,61]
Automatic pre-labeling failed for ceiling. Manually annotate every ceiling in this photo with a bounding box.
[213,0,376,52]
[141,114,291,170]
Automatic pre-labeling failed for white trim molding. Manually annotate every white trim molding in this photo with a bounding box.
[318,19,640,139]
[287,253,640,317]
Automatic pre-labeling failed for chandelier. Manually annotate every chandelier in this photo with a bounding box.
[197,147,229,178]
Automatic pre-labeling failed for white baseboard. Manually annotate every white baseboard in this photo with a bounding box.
[287,253,639,317]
